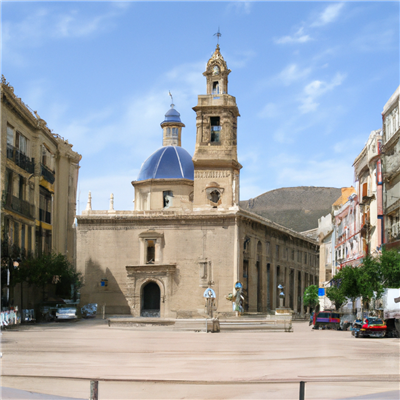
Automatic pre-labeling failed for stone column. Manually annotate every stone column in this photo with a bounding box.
[300,270,305,317]
[285,267,290,308]
[248,252,257,312]
[272,265,277,310]
[293,269,298,313]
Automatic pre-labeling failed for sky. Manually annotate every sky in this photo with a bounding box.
[2,1,399,212]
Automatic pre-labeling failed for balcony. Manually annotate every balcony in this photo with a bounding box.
[40,164,55,184]
[3,194,34,219]
[6,144,34,174]
[39,208,51,224]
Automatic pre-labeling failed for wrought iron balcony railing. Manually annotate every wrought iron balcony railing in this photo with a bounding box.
[3,194,34,219]
[6,144,35,174]
[40,163,55,184]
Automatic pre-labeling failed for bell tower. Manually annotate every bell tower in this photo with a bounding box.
[192,45,241,210]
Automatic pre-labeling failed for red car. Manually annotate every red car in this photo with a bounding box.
[357,318,387,338]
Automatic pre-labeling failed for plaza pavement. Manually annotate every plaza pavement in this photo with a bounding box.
[1,319,399,399]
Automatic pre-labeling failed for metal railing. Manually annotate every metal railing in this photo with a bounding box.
[2,376,398,400]
[3,195,35,219]
[40,163,55,184]
[6,144,35,173]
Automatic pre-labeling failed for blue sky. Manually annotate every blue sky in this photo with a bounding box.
[2,1,399,212]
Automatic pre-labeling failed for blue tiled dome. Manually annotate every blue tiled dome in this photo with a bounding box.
[137,146,194,181]
[161,106,182,125]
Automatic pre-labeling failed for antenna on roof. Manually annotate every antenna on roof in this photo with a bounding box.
[213,27,221,45]
[168,91,174,108]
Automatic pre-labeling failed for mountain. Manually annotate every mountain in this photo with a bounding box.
[240,187,342,233]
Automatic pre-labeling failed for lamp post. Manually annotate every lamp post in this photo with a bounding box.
[278,284,285,309]
[13,259,22,318]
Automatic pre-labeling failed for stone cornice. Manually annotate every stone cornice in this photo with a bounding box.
[77,211,237,226]
[237,208,319,247]
[192,159,242,170]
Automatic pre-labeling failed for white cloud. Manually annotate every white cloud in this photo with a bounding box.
[311,3,345,27]
[274,27,312,45]
[299,72,346,114]
[274,154,354,189]
[278,64,312,86]
[3,5,127,51]
[226,1,252,15]
[55,11,111,38]
[258,103,279,119]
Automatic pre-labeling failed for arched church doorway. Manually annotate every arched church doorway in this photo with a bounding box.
[141,281,161,317]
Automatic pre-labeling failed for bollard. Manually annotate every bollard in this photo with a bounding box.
[90,380,99,400]
[299,381,305,400]
[103,304,106,320]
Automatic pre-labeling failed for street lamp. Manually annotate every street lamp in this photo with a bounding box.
[278,284,285,308]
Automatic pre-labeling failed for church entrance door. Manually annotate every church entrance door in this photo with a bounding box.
[141,282,161,317]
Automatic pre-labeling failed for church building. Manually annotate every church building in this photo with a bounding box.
[76,45,319,318]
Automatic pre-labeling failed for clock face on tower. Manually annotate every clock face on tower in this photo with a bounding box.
[213,65,220,75]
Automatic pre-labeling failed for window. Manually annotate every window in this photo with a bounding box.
[163,191,173,208]
[14,222,19,246]
[7,125,14,145]
[166,127,171,137]
[210,117,221,143]
[21,224,26,251]
[28,226,32,253]
[40,188,52,224]
[16,132,28,155]
[212,81,220,94]
[42,145,54,170]
[209,190,220,203]
[18,176,26,200]
[292,249,295,260]
[171,127,178,137]
[266,241,270,256]
[304,253,307,264]
[146,240,155,264]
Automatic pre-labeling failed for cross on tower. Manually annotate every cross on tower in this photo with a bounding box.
[213,28,221,45]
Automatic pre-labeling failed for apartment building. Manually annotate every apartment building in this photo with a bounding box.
[1,75,81,262]
[382,86,400,250]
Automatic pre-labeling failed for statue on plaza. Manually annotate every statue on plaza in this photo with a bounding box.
[226,281,244,316]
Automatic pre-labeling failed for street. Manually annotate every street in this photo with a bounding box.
[1,320,399,399]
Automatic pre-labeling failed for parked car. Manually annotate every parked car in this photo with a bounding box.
[39,301,77,322]
[55,305,77,321]
[353,318,387,338]
[312,311,341,330]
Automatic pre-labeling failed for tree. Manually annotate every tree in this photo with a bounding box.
[326,286,347,310]
[358,255,384,305]
[380,248,400,288]
[303,285,319,312]
[334,266,362,314]
[14,252,82,301]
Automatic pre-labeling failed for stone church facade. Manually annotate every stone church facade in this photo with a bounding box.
[76,46,319,318]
